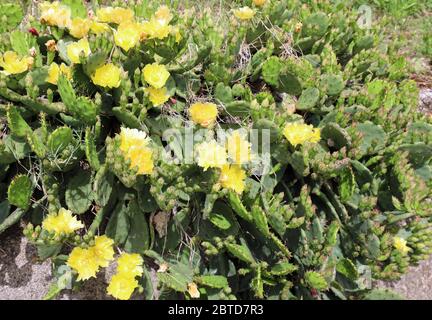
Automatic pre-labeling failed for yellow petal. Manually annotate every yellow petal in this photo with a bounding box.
[107,273,139,300]
[142,63,170,89]
[116,253,144,278]
[219,164,246,194]
[42,208,84,235]
[145,86,170,106]
[66,38,91,64]
[97,7,134,25]
[39,1,71,28]
[283,122,321,147]
[0,51,33,75]
[155,5,173,24]
[226,130,253,164]
[114,22,142,52]
[67,247,100,281]
[47,62,71,85]
[69,18,90,39]
[196,140,227,171]
[90,21,110,34]
[90,235,115,267]
[233,7,255,20]
[189,102,218,128]
[91,63,122,88]
[393,237,410,255]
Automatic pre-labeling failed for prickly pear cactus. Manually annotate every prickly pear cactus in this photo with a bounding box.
[0,0,430,301]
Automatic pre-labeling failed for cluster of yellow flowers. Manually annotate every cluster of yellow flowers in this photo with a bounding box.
[37,3,175,103]
[39,2,179,45]
[393,236,410,255]
[67,235,115,281]
[283,122,321,147]
[119,127,154,175]
[107,253,144,300]
[0,51,34,75]
[195,130,252,194]
[42,208,84,235]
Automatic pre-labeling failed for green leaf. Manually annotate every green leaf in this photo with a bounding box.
[124,199,150,253]
[270,262,298,276]
[196,275,228,289]
[297,87,320,110]
[8,175,33,210]
[47,127,73,154]
[227,191,253,222]
[4,135,31,160]
[85,127,100,170]
[37,243,62,260]
[209,202,238,234]
[157,272,188,293]
[106,201,130,246]
[7,107,32,138]
[251,206,270,237]
[65,170,93,214]
[305,271,328,290]
[0,200,10,224]
[225,243,255,264]
[93,165,114,207]
[336,258,359,280]
[0,208,26,235]
[10,30,30,56]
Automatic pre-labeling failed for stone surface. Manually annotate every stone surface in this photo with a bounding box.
[0,225,115,300]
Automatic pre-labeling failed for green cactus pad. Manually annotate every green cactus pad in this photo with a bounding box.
[8,175,33,210]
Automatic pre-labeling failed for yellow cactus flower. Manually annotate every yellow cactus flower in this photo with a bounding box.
[141,18,171,40]
[145,86,170,106]
[90,235,115,268]
[233,7,255,20]
[393,237,410,255]
[253,0,267,7]
[226,130,253,164]
[69,18,90,39]
[90,21,110,34]
[171,26,182,43]
[196,140,227,171]
[127,146,154,175]
[46,62,72,85]
[67,247,100,281]
[119,127,149,153]
[155,5,173,24]
[0,51,33,75]
[96,7,134,25]
[42,208,84,235]
[39,1,71,28]
[107,273,139,300]
[91,63,122,88]
[219,164,246,194]
[283,122,321,147]
[142,63,170,89]
[114,22,142,52]
[116,253,144,278]
[189,102,218,128]
[187,282,200,299]
[66,38,91,64]
[119,128,154,175]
